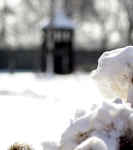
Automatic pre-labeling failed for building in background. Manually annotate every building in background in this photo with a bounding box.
[40,10,75,74]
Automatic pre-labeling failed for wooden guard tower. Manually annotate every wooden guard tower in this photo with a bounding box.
[40,10,75,74]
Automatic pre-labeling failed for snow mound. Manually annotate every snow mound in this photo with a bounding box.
[91,46,133,107]
[41,100,133,150]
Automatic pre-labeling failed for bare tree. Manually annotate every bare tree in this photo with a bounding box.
[118,0,133,45]
[63,0,97,20]
[0,0,131,50]
[63,0,114,50]
[0,0,8,47]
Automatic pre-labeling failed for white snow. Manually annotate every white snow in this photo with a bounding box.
[42,101,133,150]
[40,46,133,150]
[42,100,133,150]
[91,46,133,106]
[2,45,133,150]
[0,71,105,149]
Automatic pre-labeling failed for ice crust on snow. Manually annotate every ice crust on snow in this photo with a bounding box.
[41,101,133,150]
[91,46,133,107]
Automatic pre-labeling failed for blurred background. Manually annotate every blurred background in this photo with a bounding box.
[0,0,132,73]
[0,1,130,148]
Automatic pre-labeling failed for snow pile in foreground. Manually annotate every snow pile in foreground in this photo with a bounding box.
[91,45,133,107]
[41,100,133,150]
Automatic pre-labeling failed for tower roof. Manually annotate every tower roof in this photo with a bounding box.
[39,10,75,30]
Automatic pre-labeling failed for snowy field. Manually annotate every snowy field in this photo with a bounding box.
[0,71,107,149]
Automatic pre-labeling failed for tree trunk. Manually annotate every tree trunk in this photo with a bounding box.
[1,0,7,47]
[128,23,133,45]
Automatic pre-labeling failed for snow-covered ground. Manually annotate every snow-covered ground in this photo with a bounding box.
[0,71,107,149]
